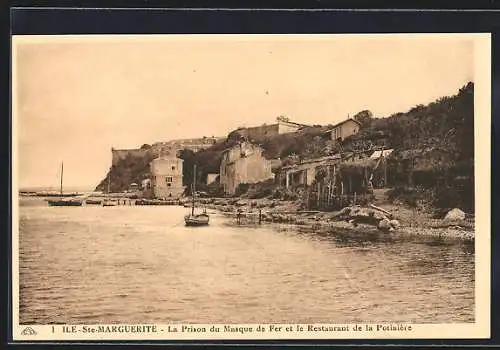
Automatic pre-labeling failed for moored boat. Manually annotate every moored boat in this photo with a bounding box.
[48,198,83,207]
[85,199,102,205]
[184,164,210,227]
[184,212,210,226]
[102,169,117,207]
[47,162,83,207]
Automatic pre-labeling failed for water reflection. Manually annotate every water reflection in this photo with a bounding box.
[19,200,474,324]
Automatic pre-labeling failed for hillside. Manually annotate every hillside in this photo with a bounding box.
[96,82,474,211]
[343,82,474,158]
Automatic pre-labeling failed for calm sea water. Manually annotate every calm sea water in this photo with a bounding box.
[18,197,474,325]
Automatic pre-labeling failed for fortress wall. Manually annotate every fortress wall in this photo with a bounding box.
[237,124,280,142]
[111,136,225,166]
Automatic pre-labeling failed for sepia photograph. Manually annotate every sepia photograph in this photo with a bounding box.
[11,33,490,340]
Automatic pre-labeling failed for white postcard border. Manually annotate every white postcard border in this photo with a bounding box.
[11,33,491,341]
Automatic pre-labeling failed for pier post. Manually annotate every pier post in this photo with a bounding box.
[259,209,262,224]
[316,182,321,209]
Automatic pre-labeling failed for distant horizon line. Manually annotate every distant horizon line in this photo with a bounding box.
[18,185,98,191]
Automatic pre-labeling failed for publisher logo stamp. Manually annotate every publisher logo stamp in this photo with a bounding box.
[21,326,37,336]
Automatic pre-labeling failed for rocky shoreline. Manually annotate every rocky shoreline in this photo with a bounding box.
[20,193,474,242]
[190,197,475,243]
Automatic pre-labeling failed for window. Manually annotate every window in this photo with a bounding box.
[166,176,173,183]
[172,166,176,171]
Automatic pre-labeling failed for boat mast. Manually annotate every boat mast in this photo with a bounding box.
[107,170,111,194]
[192,164,196,216]
[60,162,64,196]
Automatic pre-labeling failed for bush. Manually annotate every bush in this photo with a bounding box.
[433,186,464,211]
[207,179,224,197]
[270,188,299,201]
[387,185,433,209]
[235,183,250,197]
[238,179,277,199]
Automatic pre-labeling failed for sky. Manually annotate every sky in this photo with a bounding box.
[13,34,475,189]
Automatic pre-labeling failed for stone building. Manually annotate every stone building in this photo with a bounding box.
[235,118,308,142]
[219,141,274,196]
[277,149,387,190]
[149,155,184,198]
[325,118,361,141]
[277,155,342,189]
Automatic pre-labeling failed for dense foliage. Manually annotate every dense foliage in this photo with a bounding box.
[343,82,474,158]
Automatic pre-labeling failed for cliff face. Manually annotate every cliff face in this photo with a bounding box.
[96,151,157,193]
[97,137,226,193]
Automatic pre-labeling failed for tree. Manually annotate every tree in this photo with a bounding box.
[276,115,290,123]
[353,110,374,129]
[304,136,327,158]
[178,149,196,186]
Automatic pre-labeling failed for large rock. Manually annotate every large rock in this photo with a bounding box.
[389,219,401,230]
[378,218,393,232]
[235,200,249,207]
[444,208,466,221]
[373,211,388,221]
[332,205,394,228]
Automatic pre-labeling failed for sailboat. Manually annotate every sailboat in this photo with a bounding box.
[184,164,209,226]
[102,171,117,207]
[47,162,83,207]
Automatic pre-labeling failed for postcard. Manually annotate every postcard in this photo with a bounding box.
[11,33,491,341]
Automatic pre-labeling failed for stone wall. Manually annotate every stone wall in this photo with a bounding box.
[277,121,304,134]
[236,124,280,142]
[152,136,224,154]
[236,121,303,142]
[111,136,225,166]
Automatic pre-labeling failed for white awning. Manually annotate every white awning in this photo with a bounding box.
[370,149,394,159]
